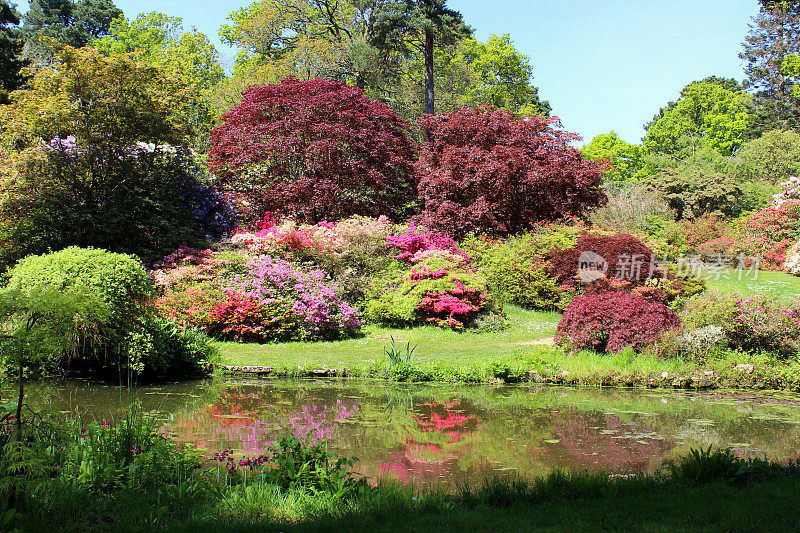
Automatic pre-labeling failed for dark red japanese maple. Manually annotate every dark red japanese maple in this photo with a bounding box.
[414,106,606,238]
[207,77,418,222]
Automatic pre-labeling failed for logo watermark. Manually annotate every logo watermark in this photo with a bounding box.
[575,253,762,282]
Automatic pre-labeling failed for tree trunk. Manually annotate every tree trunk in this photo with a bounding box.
[424,29,435,116]
[12,364,22,444]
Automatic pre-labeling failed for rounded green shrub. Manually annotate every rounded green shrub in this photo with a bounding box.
[4,247,214,378]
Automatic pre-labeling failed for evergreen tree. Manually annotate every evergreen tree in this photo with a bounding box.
[371,0,470,116]
[22,0,121,64]
[0,0,27,104]
[741,3,800,133]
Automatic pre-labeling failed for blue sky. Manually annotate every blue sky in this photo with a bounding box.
[15,0,762,145]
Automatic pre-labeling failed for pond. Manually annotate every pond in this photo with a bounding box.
[22,378,800,488]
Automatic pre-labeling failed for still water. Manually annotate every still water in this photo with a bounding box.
[22,378,800,487]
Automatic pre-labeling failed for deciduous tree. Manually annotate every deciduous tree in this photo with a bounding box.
[207,77,418,223]
[414,105,606,238]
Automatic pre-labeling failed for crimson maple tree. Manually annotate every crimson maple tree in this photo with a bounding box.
[207,77,418,223]
[414,105,606,237]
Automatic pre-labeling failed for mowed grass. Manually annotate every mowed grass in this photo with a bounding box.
[217,306,561,370]
[705,267,800,302]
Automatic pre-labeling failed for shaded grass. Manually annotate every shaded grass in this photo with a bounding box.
[22,467,800,532]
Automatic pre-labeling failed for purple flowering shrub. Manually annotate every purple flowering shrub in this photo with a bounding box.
[210,256,362,342]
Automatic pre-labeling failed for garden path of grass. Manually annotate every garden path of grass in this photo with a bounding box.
[217,307,561,370]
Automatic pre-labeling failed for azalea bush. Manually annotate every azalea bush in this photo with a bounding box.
[555,291,680,352]
[681,291,800,358]
[739,200,800,269]
[210,256,362,342]
[365,257,491,329]
[151,247,245,331]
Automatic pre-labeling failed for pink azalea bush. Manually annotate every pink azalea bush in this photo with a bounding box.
[365,257,491,329]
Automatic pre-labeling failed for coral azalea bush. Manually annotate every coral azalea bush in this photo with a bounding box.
[556,292,680,352]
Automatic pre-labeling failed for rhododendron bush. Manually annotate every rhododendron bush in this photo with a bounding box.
[738,200,800,269]
[556,292,680,352]
[207,77,417,223]
[414,105,606,238]
[211,256,362,342]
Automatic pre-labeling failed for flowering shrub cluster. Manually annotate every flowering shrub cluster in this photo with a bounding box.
[680,291,800,358]
[365,257,491,329]
[151,247,243,330]
[387,224,467,263]
[211,256,362,342]
[556,291,680,352]
[739,201,800,269]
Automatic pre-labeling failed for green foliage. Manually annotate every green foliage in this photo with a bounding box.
[5,247,213,378]
[645,167,743,220]
[667,446,742,485]
[742,6,800,133]
[0,0,27,104]
[5,247,153,327]
[643,80,753,158]
[258,435,367,499]
[384,335,416,368]
[96,11,224,149]
[21,0,122,64]
[365,257,489,328]
[452,34,550,117]
[581,131,644,181]
[462,226,583,310]
[733,129,800,182]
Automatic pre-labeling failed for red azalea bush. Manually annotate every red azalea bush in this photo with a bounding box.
[207,77,417,223]
[547,233,659,288]
[555,292,680,352]
[414,105,606,238]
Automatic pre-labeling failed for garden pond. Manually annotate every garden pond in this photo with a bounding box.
[21,378,800,488]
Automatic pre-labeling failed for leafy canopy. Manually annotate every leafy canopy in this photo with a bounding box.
[643,80,753,159]
[207,77,418,223]
[415,105,606,238]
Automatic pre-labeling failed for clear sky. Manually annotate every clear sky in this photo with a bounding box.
[15,0,763,145]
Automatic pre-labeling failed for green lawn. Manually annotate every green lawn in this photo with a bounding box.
[705,267,800,302]
[217,306,561,371]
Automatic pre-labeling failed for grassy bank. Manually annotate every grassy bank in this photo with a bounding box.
[19,458,800,532]
[216,269,800,390]
[217,306,560,374]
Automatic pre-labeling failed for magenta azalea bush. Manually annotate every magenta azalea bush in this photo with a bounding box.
[211,256,362,342]
[387,224,468,263]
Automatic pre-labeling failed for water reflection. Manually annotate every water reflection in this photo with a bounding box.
[20,378,800,488]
